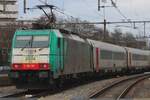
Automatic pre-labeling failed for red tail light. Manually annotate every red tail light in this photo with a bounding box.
[22,64,39,70]
[12,63,50,70]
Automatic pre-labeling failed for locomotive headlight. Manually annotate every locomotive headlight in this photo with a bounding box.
[43,64,47,68]
[12,64,21,70]
[14,64,19,68]
[39,63,49,70]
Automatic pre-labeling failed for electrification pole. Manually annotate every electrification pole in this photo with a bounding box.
[98,0,101,11]
[24,0,26,13]
[144,22,146,37]
[3,0,6,12]
[98,0,107,40]
[104,19,106,40]
[97,0,119,40]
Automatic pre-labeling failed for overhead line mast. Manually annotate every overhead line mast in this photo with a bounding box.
[97,0,132,39]
[24,0,26,13]
[58,20,150,38]
[56,20,150,25]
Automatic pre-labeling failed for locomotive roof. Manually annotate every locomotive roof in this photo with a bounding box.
[15,29,64,38]
[15,29,52,35]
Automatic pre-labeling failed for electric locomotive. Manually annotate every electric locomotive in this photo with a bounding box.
[9,30,56,88]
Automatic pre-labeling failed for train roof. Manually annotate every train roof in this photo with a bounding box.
[125,47,150,55]
[14,29,150,54]
[15,29,52,35]
[15,29,63,37]
[87,39,126,52]
[15,29,85,42]
[58,29,85,42]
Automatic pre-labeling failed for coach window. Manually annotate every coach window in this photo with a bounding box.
[132,54,136,60]
[101,50,112,59]
[144,55,148,60]
[113,52,125,60]
[141,55,147,60]
[132,54,146,61]
[15,36,32,48]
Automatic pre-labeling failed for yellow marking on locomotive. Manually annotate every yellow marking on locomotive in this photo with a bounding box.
[25,55,36,61]
[24,55,39,63]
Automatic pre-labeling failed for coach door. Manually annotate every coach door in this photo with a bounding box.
[94,47,100,72]
[128,52,132,68]
[125,48,132,69]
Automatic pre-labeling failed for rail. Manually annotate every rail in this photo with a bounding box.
[89,73,150,99]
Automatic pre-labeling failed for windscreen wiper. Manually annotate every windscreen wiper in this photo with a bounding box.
[21,36,33,51]
[21,41,31,51]
[39,47,46,51]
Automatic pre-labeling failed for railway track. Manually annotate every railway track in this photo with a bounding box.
[1,73,150,99]
[0,82,76,99]
[0,90,27,98]
[89,73,150,99]
[116,75,150,100]
[0,74,12,86]
[0,89,49,98]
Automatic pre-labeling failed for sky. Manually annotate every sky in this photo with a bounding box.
[18,0,150,37]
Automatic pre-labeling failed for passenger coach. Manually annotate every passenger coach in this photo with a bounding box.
[88,39,127,73]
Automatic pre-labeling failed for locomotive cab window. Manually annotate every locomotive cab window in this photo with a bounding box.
[15,35,49,48]
[16,36,32,41]
[32,36,49,48]
[15,36,32,48]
